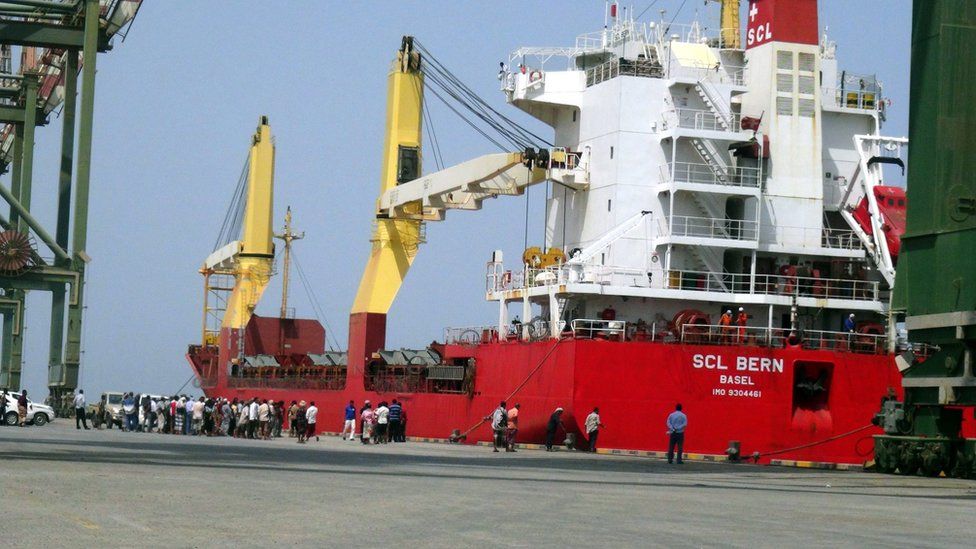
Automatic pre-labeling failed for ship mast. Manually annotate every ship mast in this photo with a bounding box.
[274,206,304,319]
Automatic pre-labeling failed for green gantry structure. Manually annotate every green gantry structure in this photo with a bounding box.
[872,0,976,478]
[0,0,140,414]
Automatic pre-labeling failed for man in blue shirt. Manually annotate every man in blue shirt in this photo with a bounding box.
[843,313,857,349]
[388,399,403,442]
[341,400,356,441]
[843,313,856,333]
[666,403,688,464]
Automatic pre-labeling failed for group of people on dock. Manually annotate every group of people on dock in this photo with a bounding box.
[487,400,686,461]
[71,389,687,460]
[487,401,605,453]
[348,399,408,444]
[92,394,322,444]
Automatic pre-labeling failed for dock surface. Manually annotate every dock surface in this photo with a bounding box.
[1,422,974,547]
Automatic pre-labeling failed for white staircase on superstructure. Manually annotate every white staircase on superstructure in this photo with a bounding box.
[689,138,730,183]
[695,81,733,131]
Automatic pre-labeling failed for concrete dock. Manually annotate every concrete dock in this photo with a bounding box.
[1,422,974,547]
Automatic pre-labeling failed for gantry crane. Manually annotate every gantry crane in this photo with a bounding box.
[0,0,141,412]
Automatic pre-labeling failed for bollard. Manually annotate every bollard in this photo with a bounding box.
[726,440,741,462]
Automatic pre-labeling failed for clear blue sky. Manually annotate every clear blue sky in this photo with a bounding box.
[12,0,912,399]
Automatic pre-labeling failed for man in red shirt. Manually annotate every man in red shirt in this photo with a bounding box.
[505,403,521,452]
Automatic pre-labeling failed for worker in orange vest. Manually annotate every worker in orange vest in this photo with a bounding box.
[735,307,748,343]
[719,309,733,343]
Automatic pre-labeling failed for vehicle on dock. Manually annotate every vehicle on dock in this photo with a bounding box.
[3,392,55,426]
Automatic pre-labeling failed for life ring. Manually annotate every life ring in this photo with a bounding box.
[529,70,543,83]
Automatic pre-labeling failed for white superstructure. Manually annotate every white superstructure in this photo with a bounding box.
[485,4,905,341]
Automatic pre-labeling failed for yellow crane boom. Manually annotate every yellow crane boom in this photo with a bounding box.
[721,0,741,49]
[201,117,276,336]
[348,37,570,371]
[350,37,424,317]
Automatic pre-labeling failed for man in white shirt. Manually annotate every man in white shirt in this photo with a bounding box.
[192,397,205,435]
[584,407,604,452]
[375,402,390,444]
[306,401,319,442]
[237,400,249,438]
[258,400,270,439]
[73,389,89,430]
[248,398,259,439]
[149,398,159,433]
[184,397,194,435]
[666,403,688,464]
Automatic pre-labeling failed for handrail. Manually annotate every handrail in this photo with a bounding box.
[680,324,888,354]
[585,57,663,87]
[663,108,744,133]
[571,318,627,339]
[762,225,862,250]
[444,325,499,345]
[822,87,881,110]
[664,161,760,188]
[665,269,881,302]
[669,215,758,241]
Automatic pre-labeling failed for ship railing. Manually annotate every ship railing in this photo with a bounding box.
[665,270,881,301]
[526,264,650,288]
[822,87,881,111]
[666,63,746,86]
[227,374,346,391]
[821,227,861,250]
[668,215,759,241]
[571,318,627,340]
[680,323,790,347]
[661,108,743,133]
[489,262,653,293]
[585,57,663,87]
[680,324,888,354]
[444,325,500,345]
[760,226,862,250]
[800,329,888,354]
[662,161,760,188]
[576,21,652,50]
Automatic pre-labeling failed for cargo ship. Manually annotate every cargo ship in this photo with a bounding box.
[188,0,912,465]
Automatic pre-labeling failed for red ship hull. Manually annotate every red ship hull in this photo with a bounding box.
[188,337,904,465]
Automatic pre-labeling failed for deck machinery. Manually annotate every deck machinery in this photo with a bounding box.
[873,0,976,478]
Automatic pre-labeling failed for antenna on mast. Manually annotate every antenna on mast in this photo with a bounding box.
[274,206,305,319]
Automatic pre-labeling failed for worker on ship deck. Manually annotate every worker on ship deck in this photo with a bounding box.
[510,316,522,341]
[843,313,856,350]
[719,309,733,344]
[735,308,749,344]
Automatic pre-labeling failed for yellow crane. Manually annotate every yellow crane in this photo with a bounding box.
[707,0,741,49]
[200,116,276,345]
[348,37,582,369]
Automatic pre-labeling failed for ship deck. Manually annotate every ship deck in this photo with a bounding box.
[2,422,973,546]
